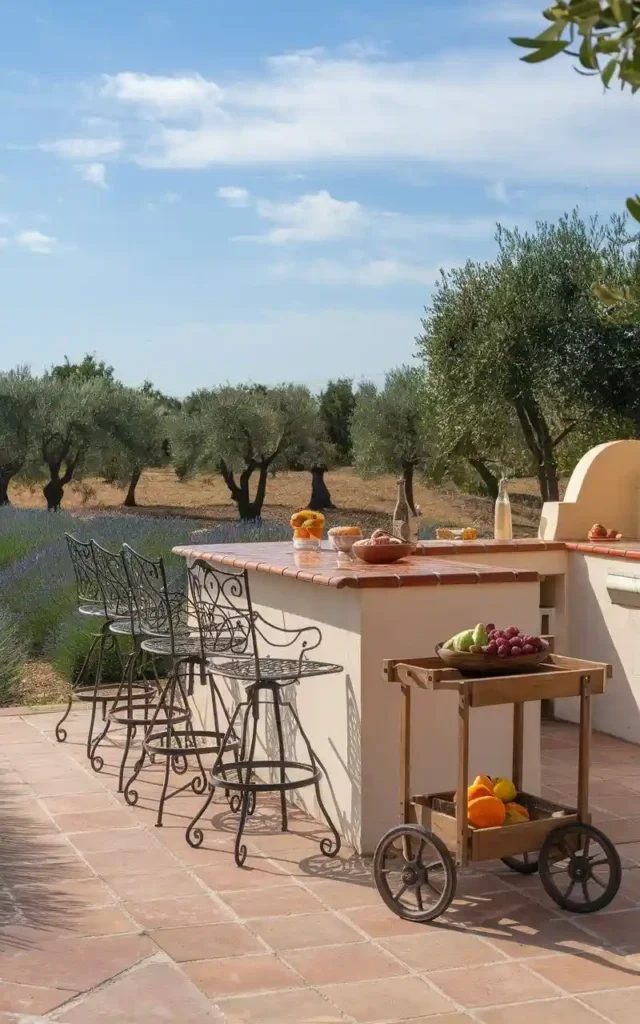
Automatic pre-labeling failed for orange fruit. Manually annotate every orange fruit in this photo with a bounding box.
[468,795,506,829]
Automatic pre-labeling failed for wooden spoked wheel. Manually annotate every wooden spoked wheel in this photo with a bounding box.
[373,824,456,923]
[539,823,621,914]
[501,853,539,875]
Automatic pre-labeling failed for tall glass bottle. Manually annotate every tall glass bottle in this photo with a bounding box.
[393,478,419,544]
[494,476,513,541]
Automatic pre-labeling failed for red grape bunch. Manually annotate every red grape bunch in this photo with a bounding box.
[482,624,548,659]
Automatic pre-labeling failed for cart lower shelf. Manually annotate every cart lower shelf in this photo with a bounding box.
[413,791,584,863]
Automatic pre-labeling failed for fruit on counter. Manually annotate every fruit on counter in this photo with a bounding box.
[467,781,494,802]
[468,794,506,829]
[435,527,478,541]
[492,777,517,802]
[588,523,622,541]
[356,528,405,547]
[504,801,530,825]
[290,509,325,539]
[442,623,548,657]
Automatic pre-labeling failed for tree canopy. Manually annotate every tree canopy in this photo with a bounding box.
[513,2,640,222]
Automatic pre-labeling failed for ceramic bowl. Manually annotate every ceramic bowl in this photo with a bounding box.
[435,643,549,675]
[329,532,362,553]
[352,540,414,564]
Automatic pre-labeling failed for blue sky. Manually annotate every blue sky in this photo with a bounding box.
[0,0,637,396]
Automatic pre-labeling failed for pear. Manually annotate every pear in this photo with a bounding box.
[453,628,475,653]
[472,623,489,647]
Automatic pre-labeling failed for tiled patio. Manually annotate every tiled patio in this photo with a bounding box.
[1,712,640,1023]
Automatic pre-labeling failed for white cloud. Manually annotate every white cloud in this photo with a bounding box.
[43,137,123,160]
[101,72,223,116]
[16,230,57,254]
[272,257,443,287]
[94,52,637,186]
[486,180,510,205]
[76,162,108,188]
[217,186,250,208]
[241,190,365,244]
[0,237,9,249]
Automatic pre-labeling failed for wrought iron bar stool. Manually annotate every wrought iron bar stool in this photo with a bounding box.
[185,559,343,867]
[87,542,159,790]
[121,544,239,827]
[55,535,150,760]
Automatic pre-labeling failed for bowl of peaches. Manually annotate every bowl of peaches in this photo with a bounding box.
[352,529,415,564]
[328,526,363,553]
[588,523,622,543]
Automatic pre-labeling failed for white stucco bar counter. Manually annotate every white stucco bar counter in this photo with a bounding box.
[174,541,543,854]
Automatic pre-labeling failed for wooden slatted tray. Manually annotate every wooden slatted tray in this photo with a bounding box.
[384,653,610,707]
[413,790,582,860]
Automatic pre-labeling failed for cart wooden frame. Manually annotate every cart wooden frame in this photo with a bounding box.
[382,651,610,868]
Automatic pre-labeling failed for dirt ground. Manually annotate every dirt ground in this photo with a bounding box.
[9,467,542,536]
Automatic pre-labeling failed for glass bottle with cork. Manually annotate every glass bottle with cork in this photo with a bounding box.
[392,477,419,544]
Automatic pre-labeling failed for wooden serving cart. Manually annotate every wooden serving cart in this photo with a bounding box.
[373,651,622,922]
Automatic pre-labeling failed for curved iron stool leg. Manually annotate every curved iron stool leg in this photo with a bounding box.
[286,697,341,858]
[186,702,244,849]
[85,627,108,762]
[271,683,288,832]
[234,689,260,867]
[55,628,102,743]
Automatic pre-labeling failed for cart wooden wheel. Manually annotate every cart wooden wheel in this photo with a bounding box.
[501,853,539,875]
[539,823,621,914]
[373,824,456,923]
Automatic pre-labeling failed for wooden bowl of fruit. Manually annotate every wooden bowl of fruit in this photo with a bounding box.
[588,523,622,543]
[352,530,414,564]
[436,624,549,675]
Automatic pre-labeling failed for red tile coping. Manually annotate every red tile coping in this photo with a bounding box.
[565,541,640,561]
[173,543,539,589]
[413,539,566,555]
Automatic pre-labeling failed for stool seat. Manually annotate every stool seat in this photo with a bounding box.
[141,633,230,658]
[213,657,343,683]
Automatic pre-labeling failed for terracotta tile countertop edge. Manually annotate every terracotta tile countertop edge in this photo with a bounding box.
[173,543,539,589]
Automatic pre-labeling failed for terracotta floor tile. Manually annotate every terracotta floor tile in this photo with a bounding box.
[193,858,293,892]
[216,988,343,1024]
[53,809,136,833]
[472,916,608,960]
[45,905,135,938]
[476,998,614,1022]
[83,846,180,877]
[381,930,507,971]
[581,909,640,953]
[0,981,76,1014]
[249,911,361,951]
[150,922,263,962]
[68,827,160,855]
[320,975,455,1022]
[531,949,640,992]
[184,953,304,998]
[0,933,156,991]
[304,878,381,910]
[126,895,231,929]
[56,961,222,1022]
[283,940,406,985]
[447,890,560,929]
[427,961,558,1008]
[219,884,324,919]
[13,876,116,907]
[582,986,640,1021]
[105,869,204,902]
[42,792,120,815]
[344,904,451,938]
[599,818,640,844]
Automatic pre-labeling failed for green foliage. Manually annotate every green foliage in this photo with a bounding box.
[418,212,640,502]
[0,368,39,503]
[50,353,115,383]
[0,606,27,704]
[513,3,640,222]
[319,379,356,464]
[47,617,129,686]
[352,367,429,511]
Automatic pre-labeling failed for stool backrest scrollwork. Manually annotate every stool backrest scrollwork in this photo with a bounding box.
[90,541,136,631]
[122,544,183,646]
[187,559,323,678]
[65,534,103,614]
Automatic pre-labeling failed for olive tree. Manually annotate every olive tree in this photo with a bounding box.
[170,384,323,520]
[94,386,168,506]
[351,367,428,514]
[0,368,39,505]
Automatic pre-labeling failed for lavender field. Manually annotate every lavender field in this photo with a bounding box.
[0,509,288,706]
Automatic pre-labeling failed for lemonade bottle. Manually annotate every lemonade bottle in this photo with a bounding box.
[494,476,513,541]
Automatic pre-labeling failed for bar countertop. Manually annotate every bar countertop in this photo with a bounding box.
[173,542,539,590]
